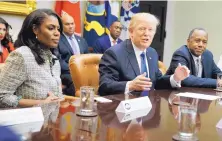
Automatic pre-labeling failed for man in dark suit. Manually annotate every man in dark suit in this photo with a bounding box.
[99,13,190,96]
[93,21,122,53]
[166,28,221,88]
[58,14,88,95]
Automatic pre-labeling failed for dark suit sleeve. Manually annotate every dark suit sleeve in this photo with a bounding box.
[58,44,69,72]
[82,38,89,54]
[211,56,221,79]
[168,50,217,88]
[93,39,103,53]
[155,71,173,89]
[99,49,127,96]
[150,50,172,89]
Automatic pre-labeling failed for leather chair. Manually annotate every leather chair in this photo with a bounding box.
[69,54,103,97]
[158,61,167,75]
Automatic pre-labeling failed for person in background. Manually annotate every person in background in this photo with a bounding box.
[166,28,221,88]
[0,17,14,63]
[93,20,122,53]
[58,13,88,96]
[98,13,190,96]
[0,9,63,108]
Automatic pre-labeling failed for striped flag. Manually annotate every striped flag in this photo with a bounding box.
[55,0,81,35]
[83,1,106,47]
[119,0,140,40]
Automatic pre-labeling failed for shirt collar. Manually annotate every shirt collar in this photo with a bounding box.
[132,42,146,55]
[109,34,118,43]
[63,33,75,39]
[191,53,201,61]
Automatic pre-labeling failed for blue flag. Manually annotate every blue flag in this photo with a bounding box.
[83,1,106,47]
[105,0,120,34]
[119,0,140,40]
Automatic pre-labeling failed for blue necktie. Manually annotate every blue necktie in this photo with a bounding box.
[140,52,148,77]
[69,36,79,55]
[140,52,149,96]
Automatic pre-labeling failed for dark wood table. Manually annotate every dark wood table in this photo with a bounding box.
[28,88,222,141]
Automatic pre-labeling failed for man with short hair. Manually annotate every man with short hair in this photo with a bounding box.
[58,14,88,96]
[98,13,190,96]
[93,20,122,53]
[166,28,221,88]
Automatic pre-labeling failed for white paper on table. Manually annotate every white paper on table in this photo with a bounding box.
[176,92,220,100]
[8,121,43,135]
[0,107,44,126]
[94,97,112,103]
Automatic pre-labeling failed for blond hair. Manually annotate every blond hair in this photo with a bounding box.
[128,13,159,31]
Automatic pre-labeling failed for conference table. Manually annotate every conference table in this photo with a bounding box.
[18,88,222,140]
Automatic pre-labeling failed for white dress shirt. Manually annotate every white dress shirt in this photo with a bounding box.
[64,33,80,55]
[132,43,150,77]
[124,43,181,94]
[191,54,202,77]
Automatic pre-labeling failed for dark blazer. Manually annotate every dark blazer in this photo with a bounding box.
[99,39,173,96]
[58,34,88,74]
[166,45,221,88]
[93,35,122,53]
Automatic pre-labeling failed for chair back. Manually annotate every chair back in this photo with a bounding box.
[69,54,103,97]
[158,61,167,75]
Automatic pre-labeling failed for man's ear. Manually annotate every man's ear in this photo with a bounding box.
[187,38,190,45]
[128,28,133,38]
[32,24,38,36]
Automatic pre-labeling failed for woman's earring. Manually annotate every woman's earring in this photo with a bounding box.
[36,36,38,39]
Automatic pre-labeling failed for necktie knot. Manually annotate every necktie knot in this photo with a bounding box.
[140,52,145,59]
[196,58,200,64]
[112,40,116,44]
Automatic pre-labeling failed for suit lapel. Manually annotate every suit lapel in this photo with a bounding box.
[186,46,196,75]
[125,40,140,76]
[201,54,207,77]
[117,38,121,43]
[190,55,196,75]
[61,34,74,54]
[105,35,111,48]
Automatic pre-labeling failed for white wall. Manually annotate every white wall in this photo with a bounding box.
[164,1,222,67]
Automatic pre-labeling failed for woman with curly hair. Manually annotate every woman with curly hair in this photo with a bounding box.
[0,17,14,63]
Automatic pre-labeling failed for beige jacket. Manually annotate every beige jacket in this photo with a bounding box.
[0,46,63,107]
